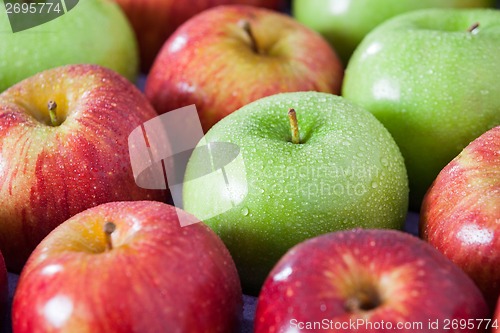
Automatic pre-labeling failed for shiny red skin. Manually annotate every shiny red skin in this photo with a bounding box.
[421,126,500,311]
[146,5,343,132]
[111,0,285,71]
[255,229,489,333]
[0,252,7,326]
[0,65,165,273]
[13,201,242,333]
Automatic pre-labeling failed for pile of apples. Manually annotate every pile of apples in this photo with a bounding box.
[0,0,499,332]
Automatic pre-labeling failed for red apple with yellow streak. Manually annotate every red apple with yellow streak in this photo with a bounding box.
[111,0,285,71]
[12,201,242,333]
[420,126,500,310]
[255,229,489,333]
[146,5,343,132]
[0,65,165,272]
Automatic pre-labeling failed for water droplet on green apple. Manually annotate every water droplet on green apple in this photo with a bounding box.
[241,207,249,216]
[371,182,379,189]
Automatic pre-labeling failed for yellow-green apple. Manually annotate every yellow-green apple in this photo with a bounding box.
[0,251,6,325]
[0,0,138,93]
[293,0,494,65]
[12,201,242,333]
[420,126,500,310]
[146,5,343,132]
[110,0,285,71]
[255,229,489,333]
[0,64,165,273]
[183,92,409,294]
[342,8,500,209]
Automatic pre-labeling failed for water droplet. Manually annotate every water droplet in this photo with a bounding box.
[241,207,249,216]
[371,182,379,189]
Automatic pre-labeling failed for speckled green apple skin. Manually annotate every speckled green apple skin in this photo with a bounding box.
[343,8,500,210]
[183,92,409,294]
[0,0,138,92]
[292,0,494,65]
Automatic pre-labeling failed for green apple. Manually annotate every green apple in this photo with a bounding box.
[0,0,138,92]
[293,0,494,65]
[183,91,409,294]
[342,8,500,210]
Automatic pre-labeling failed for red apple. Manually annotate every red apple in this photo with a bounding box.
[0,251,7,325]
[420,126,500,310]
[111,0,285,71]
[0,65,166,273]
[255,229,489,333]
[146,5,343,132]
[12,201,242,333]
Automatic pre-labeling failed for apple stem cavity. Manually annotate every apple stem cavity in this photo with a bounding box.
[344,288,381,313]
[288,109,301,144]
[104,221,116,251]
[47,100,59,127]
[238,20,260,54]
[468,22,480,33]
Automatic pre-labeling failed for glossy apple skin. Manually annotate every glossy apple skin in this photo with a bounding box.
[293,0,494,65]
[112,0,285,71]
[183,92,408,294]
[12,201,242,333]
[420,126,500,310]
[0,0,138,92]
[255,229,489,333]
[146,5,343,132]
[343,9,500,210]
[0,251,7,326]
[0,65,165,273]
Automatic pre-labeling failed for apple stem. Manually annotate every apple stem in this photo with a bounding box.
[104,222,116,251]
[238,20,259,54]
[47,101,58,126]
[288,109,300,144]
[468,22,479,33]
